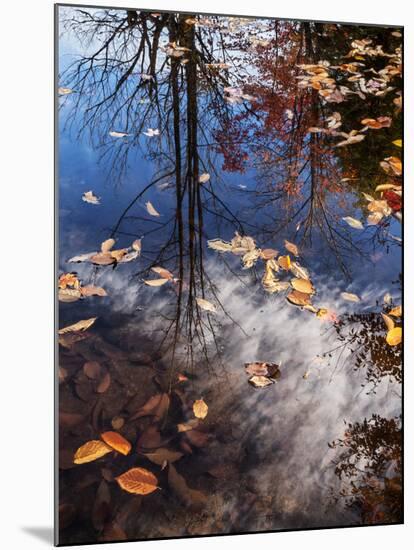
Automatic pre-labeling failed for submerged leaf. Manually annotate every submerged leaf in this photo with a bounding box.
[58,317,97,335]
[73,440,112,464]
[168,463,207,510]
[144,448,184,466]
[116,467,158,495]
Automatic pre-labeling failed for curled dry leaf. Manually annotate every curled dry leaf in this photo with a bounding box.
[116,467,158,495]
[248,375,275,388]
[386,327,402,346]
[193,399,208,420]
[146,201,160,217]
[109,131,130,138]
[342,216,364,229]
[290,261,310,280]
[58,87,73,95]
[291,278,315,295]
[207,238,233,252]
[68,252,97,263]
[284,240,299,256]
[73,440,113,464]
[341,292,361,303]
[59,272,80,289]
[144,278,169,287]
[118,251,140,263]
[196,297,217,313]
[58,317,97,335]
[101,431,131,456]
[110,249,128,262]
[143,448,184,466]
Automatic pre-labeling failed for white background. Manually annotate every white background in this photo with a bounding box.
[0,0,411,548]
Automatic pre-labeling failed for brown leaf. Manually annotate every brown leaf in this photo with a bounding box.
[168,463,207,511]
[278,255,291,270]
[111,416,125,430]
[389,305,402,318]
[284,240,299,256]
[196,297,217,313]
[244,362,280,379]
[80,285,107,297]
[185,429,210,448]
[143,448,184,466]
[91,252,116,266]
[101,431,132,456]
[287,290,311,307]
[260,248,278,260]
[130,393,170,422]
[96,370,111,393]
[59,411,84,428]
[110,249,128,262]
[92,480,111,531]
[73,440,113,464]
[381,313,395,332]
[83,361,102,379]
[116,467,158,495]
[144,278,169,287]
[151,266,174,279]
[137,425,162,451]
[58,288,82,303]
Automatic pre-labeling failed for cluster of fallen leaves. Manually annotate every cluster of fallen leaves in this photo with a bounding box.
[58,273,107,303]
[68,238,142,266]
[244,362,281,388]
[208,232,329,317]
[381,301,402,347]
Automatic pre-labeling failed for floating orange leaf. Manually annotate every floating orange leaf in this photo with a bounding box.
[58,317,97,335]
[115,467,158,495]
[101,431,131,456]
[386,327,402,346]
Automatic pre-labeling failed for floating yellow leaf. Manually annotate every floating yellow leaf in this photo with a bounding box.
[58,317,97,335]
[115,467,158,495]
[146,201,160,217]
[101,431,131,456]
[73,440,112,464]
[291,278,315,295]
[389,305,402,318]
[386,327,402,346]
[193,399,208,419]
[196,297,217,313]
[393,139,402,147]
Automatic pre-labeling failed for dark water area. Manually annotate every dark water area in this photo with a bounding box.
[57,7,402,545]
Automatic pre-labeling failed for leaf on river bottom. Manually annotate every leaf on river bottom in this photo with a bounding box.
[168,463,207,511]
[116,467,158,495]
[73,440,113,464]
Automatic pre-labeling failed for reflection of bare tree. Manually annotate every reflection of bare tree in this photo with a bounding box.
[329,414,402,525]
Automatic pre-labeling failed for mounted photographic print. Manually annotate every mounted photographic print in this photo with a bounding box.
[55,3,403,545]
